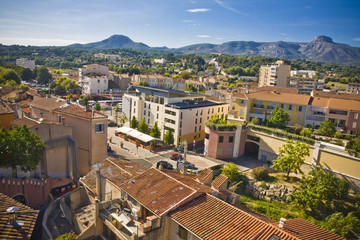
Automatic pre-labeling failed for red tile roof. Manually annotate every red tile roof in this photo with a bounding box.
[170,194,297,240]
[211,174,228,190]
[272,218,345,240]
[0,193,38,240]
[120,168,196,216]
[30,97,66,111]
[312,90,360,101]
[196,168,213,183]
[0,100,13,114]
[54,104,107,119]
[80,158,147,194]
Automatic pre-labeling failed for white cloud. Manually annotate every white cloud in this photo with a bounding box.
[0,37,85,46]
[187,8,210,13]
[353,37,360,41]
[214,0,248,16]
[182,20,196,23]
[197,35,211,38]
[190,1,197,4]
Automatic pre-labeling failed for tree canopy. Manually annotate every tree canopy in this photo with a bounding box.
[50,76,79,95]
[267,107,290,129]
[221,162,241,183]
[36,66,52,84]
[138,118,149,133]
[130,116,138,129]
[94,103,101,111]
[318,120,336,137]
[272,140,310,179]
[0,125,46,176]
[322,212,360,239]
[184,83,197,92]
[150,122,161,138]
[163,129,174,145]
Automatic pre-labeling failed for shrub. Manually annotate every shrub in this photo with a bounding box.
[260,181,269,189]
[334,179,349,199]
[334,131,343,139]
[252,167,269,181]
[300,128,312,138]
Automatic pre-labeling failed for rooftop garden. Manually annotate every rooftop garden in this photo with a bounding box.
[205,113,237,131]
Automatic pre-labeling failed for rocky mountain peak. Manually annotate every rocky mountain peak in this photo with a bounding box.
[311,35,334,43]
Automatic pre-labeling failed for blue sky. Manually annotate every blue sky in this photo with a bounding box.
[1,0,360,48]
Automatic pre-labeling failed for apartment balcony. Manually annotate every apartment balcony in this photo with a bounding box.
[266,106,276,113]
[253,104,264,109]
[328,110,348,116]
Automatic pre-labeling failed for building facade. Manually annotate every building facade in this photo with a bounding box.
[258,60,291,88]
[123,86,228,146]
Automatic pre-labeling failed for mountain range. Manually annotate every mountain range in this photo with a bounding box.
[69,35,360,65]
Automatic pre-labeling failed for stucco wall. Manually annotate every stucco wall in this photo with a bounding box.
[46,146,68,178]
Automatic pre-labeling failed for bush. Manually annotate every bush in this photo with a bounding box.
[252,167,270,181]
[300,128,312,138]
[334,131,343,139]
[334,179,349,199]
[260,181,269,189]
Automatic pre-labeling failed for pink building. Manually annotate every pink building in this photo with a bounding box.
[204,125,246,159]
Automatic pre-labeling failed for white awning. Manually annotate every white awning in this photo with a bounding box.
[115,126,158,143]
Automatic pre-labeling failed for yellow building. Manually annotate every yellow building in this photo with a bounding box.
[228,88,311,126]
[258,60,291,87]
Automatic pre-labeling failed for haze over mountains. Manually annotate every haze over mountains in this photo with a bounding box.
[69,35,360,65]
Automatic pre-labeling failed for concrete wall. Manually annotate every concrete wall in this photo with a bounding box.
[46,146,68,178]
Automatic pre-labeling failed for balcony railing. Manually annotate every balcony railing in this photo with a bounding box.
[253,104,264,109]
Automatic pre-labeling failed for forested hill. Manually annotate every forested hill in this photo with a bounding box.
[68,35,360,66]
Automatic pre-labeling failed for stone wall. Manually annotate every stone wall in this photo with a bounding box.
[245,179,294,202]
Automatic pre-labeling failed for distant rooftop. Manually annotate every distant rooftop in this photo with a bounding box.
[166,99,224,109]
[132,85,205,98]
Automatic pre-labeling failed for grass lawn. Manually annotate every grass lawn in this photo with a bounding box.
[325,81,347,90]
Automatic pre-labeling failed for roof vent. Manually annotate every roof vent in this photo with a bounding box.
[279,218,286,228]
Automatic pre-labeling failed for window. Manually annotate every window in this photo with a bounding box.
[288,105,293,111]
[144,103,146,108]
[199,126,201,131]
[212,109,214,114]
[144,110,146,115]
[180,112,183,119]
[178,225,187,240]
[98,79,100,83]
[95,123,105,133]
[133,108,135,113]
[240,109,243,115]
[148,119,150,124]
[353,122,357,128]
[194,126,197,132]
[227,148,233,155]
[297,106,303,112]
[208,109,210,114]
[200,110,203,115]
[157,106,159,111]
[196,110,198,116]
[149,104,150,109]
[180,121,182,128]
[148,111,150,116]
[240,100,245,104]
[297,115,301,121]
[157,113,159,119]
[199,133,201,138]
[219,136,224,143]
[104,79,106,83]
[134,101,136,106]
[222,107,224,112]
[57,115,62,123]
[205,133,209,139]
[195,119,197,124]
[179,130,181,136]
[200,118,202,123]
[218,107,220,112]
[355,113,359,120]
[279,104,284,109]
[229,136,234,143]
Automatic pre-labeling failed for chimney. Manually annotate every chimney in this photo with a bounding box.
[96,164,101,200]
[279,218,286,228]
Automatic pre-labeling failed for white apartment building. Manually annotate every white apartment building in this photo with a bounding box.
[16,58,35,69]
[122,86,228,146]
[346,83,360,94]
[80,75,108,94]
[290,77,324,95]
[79,64,109,77]
[154,58,166,64]
[94,53,121,62]
[133,74,173,89]
[258,60,291,88]
[290,70,317,78]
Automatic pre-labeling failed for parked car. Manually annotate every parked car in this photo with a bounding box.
[184,161,196,169]
[156,161,174,170]
[170,153,183,160]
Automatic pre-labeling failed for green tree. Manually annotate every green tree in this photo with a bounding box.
[272,140,310,179]
[291,167,339,210]
[163,129,174,145]
[20,68,33,81]
[94,103,101,111]
[318,120,336,137]
[268,107,290,129]
[150,122,161,138]
[83,96,89,106]
[130,116,138,129]
[51,232,78,240]
[180,71,192,79]
[113,103,122,126]
[138,118,148,133]
[36,66,52,84]
[0,68,21,84]
[300,128,312,137]
[346,137,360,156]
[323,212,360,239]
[139,81,149,87]
[50,76,79,95]
[0,125,46,177]
[221,162,241,183]
[184,83,197,92]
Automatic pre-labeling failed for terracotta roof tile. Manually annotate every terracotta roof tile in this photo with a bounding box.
[0,193,38,240]
[272,218,345,240]
[163,170,222,195]
[0,100,14,114]
[197,168,213,182]
[80,158,147,194]
[53,104,107,119]
[30,97,66,111]
[312,90,360,101]
[170,194,297,240]
[211,174,228,190]
[12,117,40,128]
[120,168,196,216]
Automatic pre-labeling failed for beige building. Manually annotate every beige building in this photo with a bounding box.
[258,60,291,87]
[53,104,108,176]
